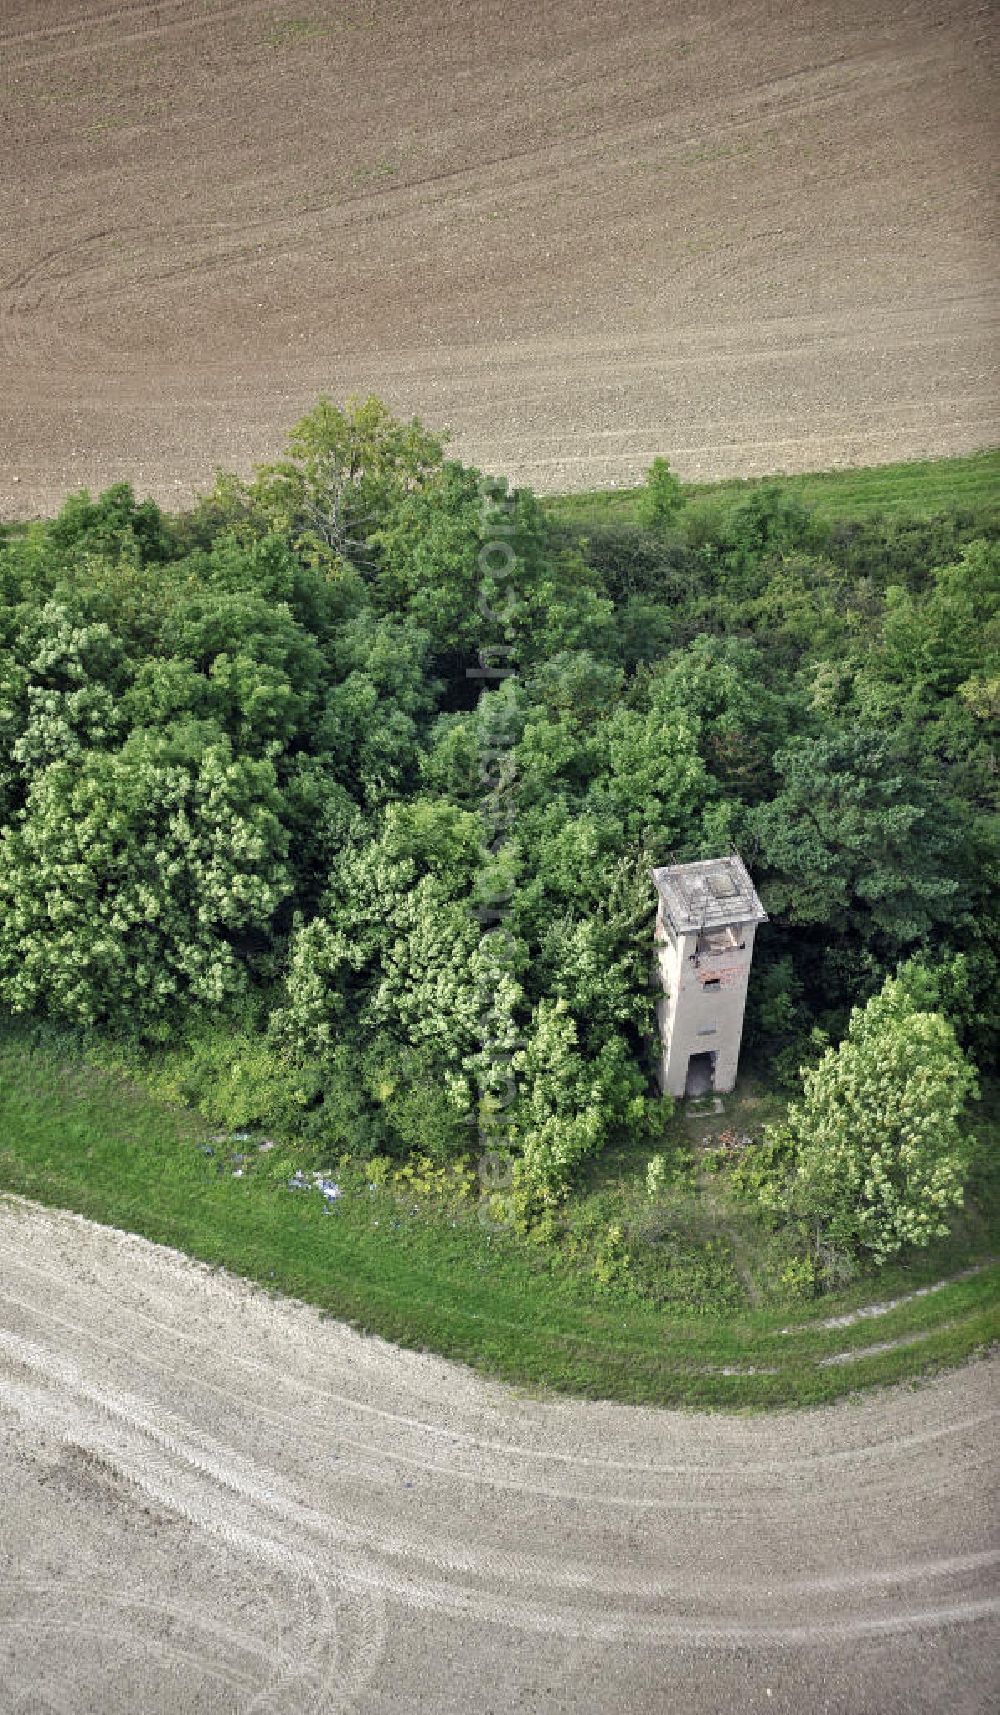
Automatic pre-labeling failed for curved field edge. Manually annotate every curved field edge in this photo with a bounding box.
[1,1030,996,1411]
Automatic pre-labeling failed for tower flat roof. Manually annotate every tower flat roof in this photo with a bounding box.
[652,852,767,935]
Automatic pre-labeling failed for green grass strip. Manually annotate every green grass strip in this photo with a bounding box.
[0,1033,996,1411]
[543,448,1000,531]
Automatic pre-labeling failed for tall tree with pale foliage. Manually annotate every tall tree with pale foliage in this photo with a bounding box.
[781,975,978,1262]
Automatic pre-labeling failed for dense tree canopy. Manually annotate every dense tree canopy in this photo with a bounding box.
[0,400,994,1216]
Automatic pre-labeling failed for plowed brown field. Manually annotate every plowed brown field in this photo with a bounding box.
[1,0,997,517]
[3,1199,998,1713]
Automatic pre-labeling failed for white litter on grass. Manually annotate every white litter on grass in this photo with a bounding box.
[287,1170,342,1204]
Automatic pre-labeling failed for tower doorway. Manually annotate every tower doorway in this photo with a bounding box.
[685,1051,716,1098]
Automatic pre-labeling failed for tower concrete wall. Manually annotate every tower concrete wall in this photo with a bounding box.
[651,854,766,1101]
[655,910,758,1097]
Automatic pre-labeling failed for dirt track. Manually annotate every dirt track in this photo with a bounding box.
[1,1197,997,1713]
[1,0,997,518]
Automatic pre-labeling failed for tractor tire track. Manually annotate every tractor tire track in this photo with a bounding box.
[1,1197,997,1712]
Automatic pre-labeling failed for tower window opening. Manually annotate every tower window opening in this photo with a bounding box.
[697,924,741,955]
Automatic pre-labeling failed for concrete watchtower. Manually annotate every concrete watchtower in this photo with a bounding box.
[652,852,767,1099]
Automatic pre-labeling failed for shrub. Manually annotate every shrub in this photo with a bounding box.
[777,1256,816,1302]
[593,1222,634,1292]
[646,1153,670,1198]
[638,457,685,531]
[786,975,978,1263]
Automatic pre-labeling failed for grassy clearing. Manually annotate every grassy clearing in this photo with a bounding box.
[543,448,1000,534]
[1,1027,995,1411]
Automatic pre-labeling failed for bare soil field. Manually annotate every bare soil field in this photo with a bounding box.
[0,0,996,518]
[1,1197,998,1713]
